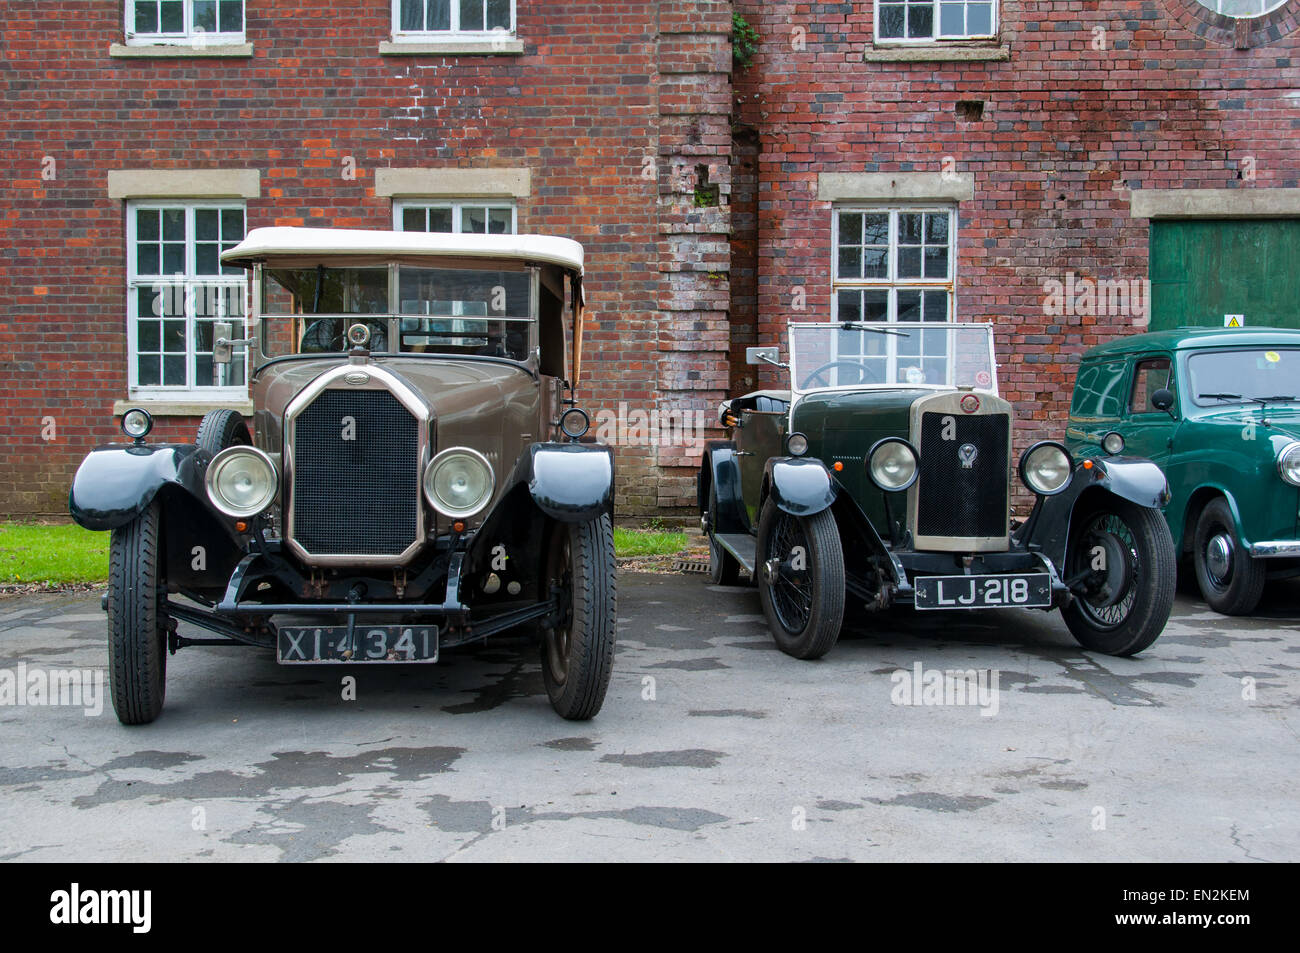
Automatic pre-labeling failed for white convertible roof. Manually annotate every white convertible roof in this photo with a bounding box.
[221,226,584,273]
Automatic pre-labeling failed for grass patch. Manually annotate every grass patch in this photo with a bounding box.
[613,527,689,558]
[0,522,110,585]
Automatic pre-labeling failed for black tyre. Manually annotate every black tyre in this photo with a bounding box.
[107,501,167,725]
[756,497,845,659]
[196,408,251,456]
[540,514,617,720]
[1061,496,1175,656]
[1192,497,1266,615]
[707,483,741,586]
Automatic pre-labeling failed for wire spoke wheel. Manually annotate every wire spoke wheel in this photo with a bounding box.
[1073,513,1139,629]
[756,498,845,659]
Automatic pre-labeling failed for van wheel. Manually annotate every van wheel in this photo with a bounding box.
[540,515,617,720]
[1193,498,1265,615]
[107,501,168,725]
[196,408,250,456]
[756,498,844,659]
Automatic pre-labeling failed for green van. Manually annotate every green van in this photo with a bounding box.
[1066,328,1300,615]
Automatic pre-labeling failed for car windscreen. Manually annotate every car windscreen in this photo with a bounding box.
[259,264,534,361]
[1187,348,1300,407]
[789,322,997,392]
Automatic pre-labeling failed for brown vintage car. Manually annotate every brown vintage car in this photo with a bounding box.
[69,227,616,723]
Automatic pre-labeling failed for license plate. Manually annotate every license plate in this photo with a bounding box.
[914,573,1052,610]
[277,625,439,664]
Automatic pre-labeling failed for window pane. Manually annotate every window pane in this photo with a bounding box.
[925,212,949,244]
[898,213,922,244]
[838,246,862,279]
[429,0,451,30]
[138,321,161,352]
[907,2,934,38]
[163,320,186,351]
[923,290,949,321]
[138,354,161,386]
[195,208,218,241]
[967,2,993,35]
[219,0,243,32]
[460,0,485,31]
[194,0,216,32]
[462,206,487,233]
[400,0,423,31]
[402,208,426,231]
[159,0,184,33]
[428,207,454,232]
[838,290,861,322]
[163,355,186,386]
[137,245,160,275]
[134,1,159,34]
[196,243,220,275]
[923,246,949,279]
[221,208,244,241]
[162,242,185,275]
[897,247,922,279]
[137,208,160,241]
[897,290,922,322]
[488,208,512,234]
[939,2,964,35]
[862,248,888,279]
[879,4,905,38]
[486,0,511,30]
[862,290,889,321]
[838,211,863,244]
[863,214,889,245]
[162,208,185,241]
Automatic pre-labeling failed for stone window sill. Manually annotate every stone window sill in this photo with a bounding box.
[114,399,253,417]
[109,42,254,58]
[379,39,524,56]
[865,44,1009,63]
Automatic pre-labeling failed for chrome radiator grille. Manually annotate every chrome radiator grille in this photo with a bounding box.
[290,389,421,558]
[916,411,1010,540]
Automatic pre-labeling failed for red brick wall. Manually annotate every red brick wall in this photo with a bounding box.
[2,0,732,518]
[732,0,1300,465]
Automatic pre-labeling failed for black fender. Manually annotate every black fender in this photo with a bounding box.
[699,440,747,535]
[1020,457,1170,569]
[69,443,208,531]
[763,457,838,517]
[505,442,614,523]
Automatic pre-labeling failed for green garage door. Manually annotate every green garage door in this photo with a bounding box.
[1149,219,1300,330]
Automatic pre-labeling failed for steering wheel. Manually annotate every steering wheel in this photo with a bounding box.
[800,360,882,389]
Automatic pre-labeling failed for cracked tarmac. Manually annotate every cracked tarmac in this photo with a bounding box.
[0,572,1296,861]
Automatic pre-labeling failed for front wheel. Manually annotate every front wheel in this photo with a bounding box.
[1061,496,1175,656]
[540,515,617,720]
[1192,497,1265,615]
[756,498,845,659]
[107,501,168,724]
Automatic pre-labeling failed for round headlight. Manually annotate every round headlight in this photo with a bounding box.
[559,408,590,440]
[424,447,495,519]
[868,438,919,491]
[206,446,278,518]
[1020,442,1073,496]
[1101,431,1125,455]
[1277,442,1300,487]
[787,432,809,457]
[120,408,153,440]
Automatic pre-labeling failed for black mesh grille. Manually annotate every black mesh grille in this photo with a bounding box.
[917,411,1009,539]
[291,389,420,557]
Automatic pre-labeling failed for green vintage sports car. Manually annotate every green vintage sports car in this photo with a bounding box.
[1066,326,1300,616]
[698,322,1177,660]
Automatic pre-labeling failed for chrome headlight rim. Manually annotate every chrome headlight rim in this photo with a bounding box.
[868,437,919,492]
[786,432,810,457]
[120,407,154,440]
[1277,441,1300,487]
[1019,441,1074,496]
[1101,431,1126,456]
[205,445,279,518]
[423,446,496,519]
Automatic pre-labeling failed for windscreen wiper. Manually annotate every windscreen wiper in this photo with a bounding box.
[1198,393,1242,401]
[841,322,911,338]
[1250,395,1297,405]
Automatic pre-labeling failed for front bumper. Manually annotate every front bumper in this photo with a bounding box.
[1249,540,1300,559]
[885,546,1071,609]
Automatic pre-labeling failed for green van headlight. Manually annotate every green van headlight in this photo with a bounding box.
[1277,442,1300,487]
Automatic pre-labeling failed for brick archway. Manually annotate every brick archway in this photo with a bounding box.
[1159,0,1300,46]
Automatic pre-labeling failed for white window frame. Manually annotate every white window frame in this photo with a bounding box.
[1195,0,1289,17]
[392,199,518,234]
[126,201,248,399]
[874,0,998,43]
[124,0,247,47]
[831,205,957,320]
[390,0,516,41]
